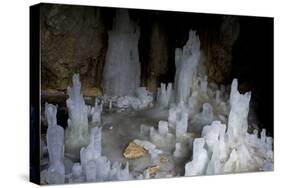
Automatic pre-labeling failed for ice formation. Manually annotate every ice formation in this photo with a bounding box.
[157,83,173,108]
[184,138,209,176]
[136,87,154,109]
[227,79,251,145]
[174,30,201,103]
[184,79,273,176]
[65,74,89,157]
[133,139,163,161]
[115,87,153,110]
[175,106,189,138]
[45,103,65,184]
[79,127,131,182]
[167,102,189,138]
[103,9,141,97]
[41,27,273,185]
[88,99,103,124]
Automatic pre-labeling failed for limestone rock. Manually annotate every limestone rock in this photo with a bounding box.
[123,142,146,159]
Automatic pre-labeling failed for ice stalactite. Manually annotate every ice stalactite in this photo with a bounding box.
[103,9,141,97]
[184,79,273,176]
[45,103,65,184]
[65,74,89,158]
[174,30,201,103]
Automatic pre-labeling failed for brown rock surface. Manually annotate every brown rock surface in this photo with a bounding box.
[146,165,160,175]
[160,154,169,163]
[41,4,108,91]
[123,142,146,159]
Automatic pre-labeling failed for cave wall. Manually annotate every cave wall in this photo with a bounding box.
[41,4,111,96]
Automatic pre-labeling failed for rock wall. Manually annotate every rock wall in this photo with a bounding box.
[201,16,240,83]
[41,4,108,96]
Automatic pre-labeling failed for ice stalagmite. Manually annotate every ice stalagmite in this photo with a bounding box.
[45,103,65,184]
[103,9,141,97]
[80,127,131,182]
[89,99,103,124]
[184,79,273,176]
[157,83,173,108]
[227,79,251,145]
[65,74,89,157]
[174,30,200,103]
[184,138,209,176]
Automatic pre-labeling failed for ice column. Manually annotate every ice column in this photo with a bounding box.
[45,103,65,184]
[103,9,141,97]
[65,74,89,156]
[174,30,201,103]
